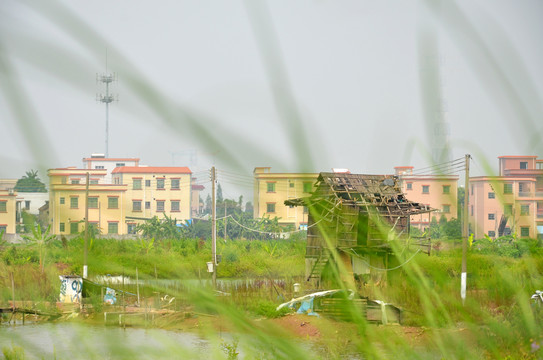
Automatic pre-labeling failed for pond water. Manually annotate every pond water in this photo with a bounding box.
[0,322,216,359]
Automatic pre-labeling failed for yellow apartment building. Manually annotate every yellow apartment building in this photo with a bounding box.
[394,166,459,231]
[0,189,18,234]
[49,166,193,236]
[48,168,127,235]
[253,167,318,230]
[112,166,192,232]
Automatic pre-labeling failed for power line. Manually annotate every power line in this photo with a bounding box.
[216,169,253,179]
[406,157,463,173]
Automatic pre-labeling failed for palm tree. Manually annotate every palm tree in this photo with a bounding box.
[14,169,47,192]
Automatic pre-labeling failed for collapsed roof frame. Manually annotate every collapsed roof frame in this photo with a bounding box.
[286,173,436,281]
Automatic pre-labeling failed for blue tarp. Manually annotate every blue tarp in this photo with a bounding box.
[295,297,319,317]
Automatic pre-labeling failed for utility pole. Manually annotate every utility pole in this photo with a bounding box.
[211,166,217,288]
[84,172,89,279]
[461,154,470,304]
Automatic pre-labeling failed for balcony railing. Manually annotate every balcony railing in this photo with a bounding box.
[518,191,543,198]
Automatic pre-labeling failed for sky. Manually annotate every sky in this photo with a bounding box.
[1,0,542,200]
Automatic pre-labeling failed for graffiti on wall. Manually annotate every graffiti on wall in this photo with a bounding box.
[59,275,82,303]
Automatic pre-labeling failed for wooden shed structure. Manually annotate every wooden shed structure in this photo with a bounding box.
[285,172,434,284]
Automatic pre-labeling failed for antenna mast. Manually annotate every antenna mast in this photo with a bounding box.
[96,53,117,158]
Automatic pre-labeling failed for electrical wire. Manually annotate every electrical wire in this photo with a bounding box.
[214,200,342,236]
[346,248,422,271]
[407,157,464,173]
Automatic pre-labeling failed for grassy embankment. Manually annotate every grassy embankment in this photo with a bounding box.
[2,236,543,358]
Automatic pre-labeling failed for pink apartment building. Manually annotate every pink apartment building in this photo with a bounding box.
[395,166,459,232]
[469,156,543,239]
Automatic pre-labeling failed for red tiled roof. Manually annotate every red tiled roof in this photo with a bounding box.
[83,158,140,161]
[498,155,537,159]
[112,166,191,174]
[192,184,205,190]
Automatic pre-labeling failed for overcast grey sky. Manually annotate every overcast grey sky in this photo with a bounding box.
[1,0,542,198]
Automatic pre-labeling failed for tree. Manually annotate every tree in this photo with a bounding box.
[136,214,181,240]
[457,186,465,219]
[217,183,223,203]
[442,218,462,239]
[245,202,253,215]
[22,224,55,273]
[205,194,212,215]
[429,216,441,239]
[14,170,47,192]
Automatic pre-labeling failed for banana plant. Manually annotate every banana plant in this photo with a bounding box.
[22,223,56,273]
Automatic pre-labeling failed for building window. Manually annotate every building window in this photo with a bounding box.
[0,201,7,212]
[470,205,473,216]
[108,197,118,209]
[442,205,450,214]
[470,185,473,195]
[145,180,151,187]
[504,204,513,216]
[422,185,430,194]
[289,182,294,188]
[157,178,165,190]
[71,179,80,185]
[88,197,98,209]
[520,204,530,216]
[171,179,180,190]
[157,200,165,212]
[488,231,496,237]
[303,182,312,193]
[59,223,65,232]
[108,222,118,234]
[133,179,142,190]
[90,179,99,185]
[488,192,495,199]
[520,161,528,170]
[145,201,151,210]
[127,224,137,234]
[171,200,180,212]
[504,183,513,194]
[267,182,276,192]
[521,226,530,237]
[488,213,495,220]
[116,163,125,167]
[70,197,78,209]
[70,222,79,234]
[95,166,105,169]
[60,197,65,205]
[133,201,142,212]
[266,203,276,213]
[303,206,308,214]
[114,177,120,185]
[443,185,450,194]
[24,200,30,210]
[406,183,412,190]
